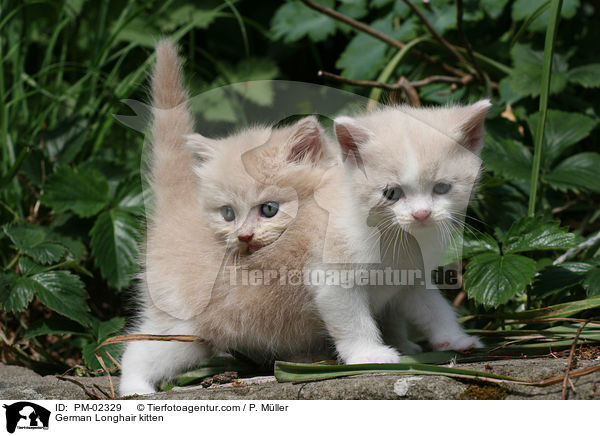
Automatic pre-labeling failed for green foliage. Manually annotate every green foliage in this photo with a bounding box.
[40,167,111,217]
[1,0,599,374]
[464,252,537,307]
[270,0,336,43]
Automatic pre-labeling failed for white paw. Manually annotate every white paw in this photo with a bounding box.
[344,344,402,364]
[397,340,423,355]
[119,379,157,397]
[434,334,482,352]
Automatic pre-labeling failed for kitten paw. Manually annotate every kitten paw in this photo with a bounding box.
[434,334,482,352]
[119,379,157,397]
[344,344,402,364]
[397,340,423,355]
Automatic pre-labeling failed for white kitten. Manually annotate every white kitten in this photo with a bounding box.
[328,102,489,355]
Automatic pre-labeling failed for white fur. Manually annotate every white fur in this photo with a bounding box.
[331,101,491,354]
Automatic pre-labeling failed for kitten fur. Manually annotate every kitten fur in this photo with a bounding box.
[331,103,490,354]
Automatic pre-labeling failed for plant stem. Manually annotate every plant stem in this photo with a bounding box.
[527,0,563,217]
[368,36,429,105]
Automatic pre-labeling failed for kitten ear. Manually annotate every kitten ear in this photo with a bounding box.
[456,99,491,154]
[185,133,217,162]
[333,116,371,164]
[286,116,324,163]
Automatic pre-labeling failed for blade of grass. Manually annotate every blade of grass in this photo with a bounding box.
[459,296,600,323]
[275,360,600,386]
[510,0,551,47]
[224,0,249,58]
[275,361,524,384]
[528,0,563,217]
[368,36,429,106]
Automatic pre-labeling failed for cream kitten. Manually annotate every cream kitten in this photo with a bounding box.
[120,41,361,396]
[328,102,490,354]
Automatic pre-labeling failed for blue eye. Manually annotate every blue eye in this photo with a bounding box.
[260,202,279,218]
[220,206,235,222]
[433,183,451,195]
[383,186,403,202]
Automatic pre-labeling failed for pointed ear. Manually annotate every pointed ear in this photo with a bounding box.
[185,133,217,162]
[456,99,491,154]
[334,116,372,164]
[286,116,324,163]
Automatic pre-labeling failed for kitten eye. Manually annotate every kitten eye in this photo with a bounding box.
[220,206,235,222]
[383,186,403,202]
[433,183,452,195]
[260,201,279,218]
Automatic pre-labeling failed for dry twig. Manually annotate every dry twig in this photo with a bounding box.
[456,0,484,81]
[403,0,468,66]
[93,333,209,398]
[562,319,595,399]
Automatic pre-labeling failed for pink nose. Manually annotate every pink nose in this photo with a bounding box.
[238,233,254,243]
[412,210,431,221]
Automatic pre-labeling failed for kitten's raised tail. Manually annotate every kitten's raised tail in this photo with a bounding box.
[149,40,196,209]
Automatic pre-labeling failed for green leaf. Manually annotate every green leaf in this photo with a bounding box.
[482,135,532,182]
[544,152,600,193]
[270,0,336,43]
[568,64,600,88]
[462,233,500,258]
[30,271,91,326]
[464,252,537,307]
[338,0,368,19]
[512,0,579,32]
[481,0,510,19]
[25,242,66,265]
[157,4,219,32]
[508,45,569,98]
[24,316,89,339]
[533,262,594,298]
[46,231,87,261]
[18,256,47,275]
[4,224,46,250]
[503,217,577,253]
[5,277,36,312]
[83,341,123,371]
[3,224,67,265]
[90,209,140,289]
[191,87,237,123]
[228,58,280,107]
[0,272,13,306]
[44,117,89,163]
[336,15,412,80]
[498,77,523,105]
[527,110,596,166]
[114,177,145,215]
[40,167,110,217]
[90,317,125,341]
[583,268,600,297]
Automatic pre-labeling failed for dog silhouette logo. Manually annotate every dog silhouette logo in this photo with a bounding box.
[3,402,50,433]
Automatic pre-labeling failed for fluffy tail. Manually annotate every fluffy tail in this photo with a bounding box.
[149,40,195,211]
